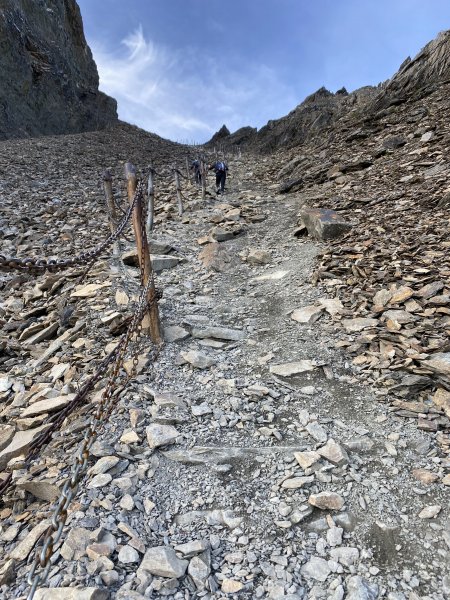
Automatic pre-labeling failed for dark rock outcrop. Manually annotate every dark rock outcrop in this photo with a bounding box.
[207,124,231,146]
[0,0,117,140]
[226,126,257,146]
[242,31,450,155]
[253,85,378,153]
[299,207,352,240]
[205,125,257,150]
[371,30,450,110]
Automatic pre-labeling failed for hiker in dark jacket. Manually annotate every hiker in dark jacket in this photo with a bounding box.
[190,159,202,185]
[209,160,228,194]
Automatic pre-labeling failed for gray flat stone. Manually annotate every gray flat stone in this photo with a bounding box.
[146,424,179,449]
[346,576,379,600]
[0,377,12,393]
[291,305,324,324]
[281,476,314,489]
[342,318,378,332]
[383,309,415,324]
[138,545,188,578]
[0,425,15,452]
[0,424,50,470]
[191,326,244,341]
[118,545,140,563]
[301,556,331,582]
[181,350,216,369]
[16,479,60,501]
[21,393,75,417]
[34,589,109,600]
[317,439,349,465]
[10,520,51,560]
[421,352,450,379]
[246,248,272,264]
[187,553,211,590]
[164,325,190,342]
[306,422,328,443]
[88,474,112,489]
[174,540,209,558]
[23,322,59,346]
[269,360,316,376]
[60,527,92,561]
[294,450,321,469]
[191,402,213,417]
[163,445,307,466]
[308,492,344,510]
[330,547,360,566]
[151,255,181,272]
[89,456,120,475]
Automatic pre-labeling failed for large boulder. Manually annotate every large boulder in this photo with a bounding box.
[300,208,352,240]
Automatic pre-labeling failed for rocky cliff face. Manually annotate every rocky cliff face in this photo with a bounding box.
[206,125,257,149]
[213,30,450,154]
[207,85,379,154]
[254,85,378,153]
[371,29,450,111]
[0,0,117,140]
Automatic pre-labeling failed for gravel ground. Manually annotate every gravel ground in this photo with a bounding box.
[0,138,449,600]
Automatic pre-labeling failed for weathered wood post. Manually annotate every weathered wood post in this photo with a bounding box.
[201,158,207,200]
[173,168,183,216]
[102,170,120,256]
[185,156,191,184]
[125,162,162,344]
[147,165,155,234]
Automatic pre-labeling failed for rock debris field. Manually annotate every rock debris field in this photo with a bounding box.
[0,122,449,600]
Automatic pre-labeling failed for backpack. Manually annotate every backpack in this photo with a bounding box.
[217,161,226,172]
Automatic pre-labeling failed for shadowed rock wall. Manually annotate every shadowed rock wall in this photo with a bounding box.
[0,0,117,140]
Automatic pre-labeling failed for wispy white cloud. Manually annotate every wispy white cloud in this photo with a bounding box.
[91,25,297,143]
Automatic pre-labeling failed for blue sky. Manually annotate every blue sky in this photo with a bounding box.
[77,0,450,143]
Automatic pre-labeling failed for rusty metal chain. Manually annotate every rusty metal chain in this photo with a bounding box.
[0,345,120,497]
[0,173,164,598]
[174,167,188,180]
[0,182,145,274]
[26,274,159,600]
[25,186,162,599]
[0,189,158,499]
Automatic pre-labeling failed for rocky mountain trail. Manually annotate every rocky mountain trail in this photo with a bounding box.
[249,77,450,454]
[0,134,448,599]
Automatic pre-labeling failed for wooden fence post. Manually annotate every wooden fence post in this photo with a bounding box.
[173,168,183,216]
[103,170,120,256]
[201,158,207,200]
[147,165,155,234]
[125,162,162,344]
[185,156,191,184]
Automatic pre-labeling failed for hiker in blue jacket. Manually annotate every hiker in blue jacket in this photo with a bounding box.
[209,159,228,195]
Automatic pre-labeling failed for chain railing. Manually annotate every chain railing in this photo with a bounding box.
[0,344,120,497]
[0,182,144,274]
[22,170,161,598]
[0,152,231,597]
[26,274,160,599]
[0,164,166,599]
